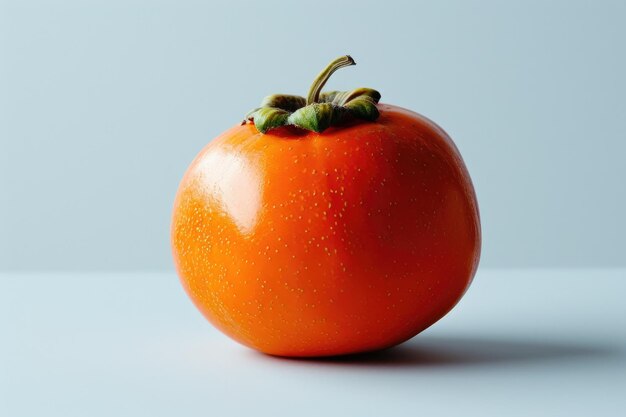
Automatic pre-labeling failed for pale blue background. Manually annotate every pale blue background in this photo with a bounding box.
[1,0,625,270]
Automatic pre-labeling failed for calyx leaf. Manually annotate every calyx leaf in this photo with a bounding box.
[245,88,381,134]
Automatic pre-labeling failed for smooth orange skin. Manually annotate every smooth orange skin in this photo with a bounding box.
[171,104,480,357]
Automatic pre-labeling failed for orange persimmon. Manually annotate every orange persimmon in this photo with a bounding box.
[171,56,480,357]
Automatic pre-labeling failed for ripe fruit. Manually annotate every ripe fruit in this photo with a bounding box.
[172,56,480,357]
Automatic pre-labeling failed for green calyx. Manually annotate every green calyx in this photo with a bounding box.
[244,55,381,134]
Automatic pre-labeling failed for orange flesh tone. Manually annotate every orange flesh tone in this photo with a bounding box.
[171,104,481,357]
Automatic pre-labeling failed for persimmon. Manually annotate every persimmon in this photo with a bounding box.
[171,56,480,357]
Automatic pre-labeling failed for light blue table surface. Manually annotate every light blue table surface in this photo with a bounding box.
[2,269,625,416]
